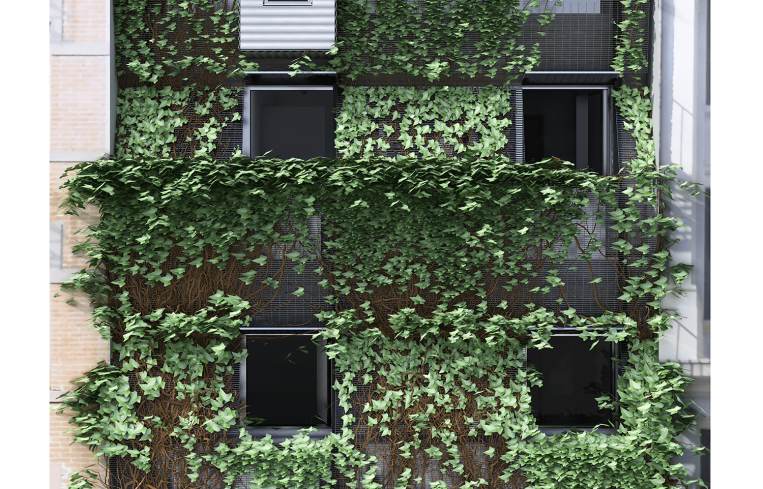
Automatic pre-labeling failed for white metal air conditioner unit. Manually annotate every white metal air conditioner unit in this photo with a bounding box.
[240,0,336,51]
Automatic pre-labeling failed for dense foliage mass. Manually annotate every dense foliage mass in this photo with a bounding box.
[293,0,556,85]
[336,86,517,158]
[114,0,257,87]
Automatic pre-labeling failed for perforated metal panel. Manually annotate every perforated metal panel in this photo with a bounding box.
[616,105,637,172]
[227,360,244,439]
[517,0,650,80]
[108,454,136,489]
[243,259,326,328]
[217,89,245,160]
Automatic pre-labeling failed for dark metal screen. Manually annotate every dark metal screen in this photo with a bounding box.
[523,71,620,85]
[244,259,327,328]
[615,105,659,323]
[517,0,650,80]
[517,0,618,72]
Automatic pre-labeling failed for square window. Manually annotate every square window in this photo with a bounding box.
[244,87,335,160]
[527,335,618,427]
[523,87,613,175]
[243,333,331,427]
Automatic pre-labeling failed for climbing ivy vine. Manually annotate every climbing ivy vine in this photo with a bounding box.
[116,86,242,158]
[112,0,255,158]
[336,86,516,158]
[293,0,557,85]
[114,0,257,86]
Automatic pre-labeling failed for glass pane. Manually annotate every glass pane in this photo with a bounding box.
[251,89,334,160]
[527,336,614,426]
[246,335,324,426]
[523,89,604,174]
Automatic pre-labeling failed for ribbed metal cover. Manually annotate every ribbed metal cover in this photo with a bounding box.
[240,0,336,51]
[509,88,524,163]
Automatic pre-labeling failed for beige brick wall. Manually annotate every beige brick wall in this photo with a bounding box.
[51,162,101,270]
[50,406,108,489]
[51,1,112,487]
[50,56,109,154]
[50,284,109,392]
[50,280,110,489]
[61,0,109,43]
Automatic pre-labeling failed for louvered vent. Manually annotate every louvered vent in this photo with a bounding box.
[240,0,336,51]
[509,88,524,162]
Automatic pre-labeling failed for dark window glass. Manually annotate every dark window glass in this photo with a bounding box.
[250,89,334,160]
[524,89,604,174]
[246,335,326,426]
[528,335,615,426]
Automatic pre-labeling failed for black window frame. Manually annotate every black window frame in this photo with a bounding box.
[527,329,625,434]
[236,328,335,442]
[242,84,336,161]
[521,84,616,176]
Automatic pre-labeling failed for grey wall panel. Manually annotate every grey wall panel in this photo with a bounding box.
[240,0,336,51]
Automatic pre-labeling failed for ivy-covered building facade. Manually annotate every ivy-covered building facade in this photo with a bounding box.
[50,1,710,488]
